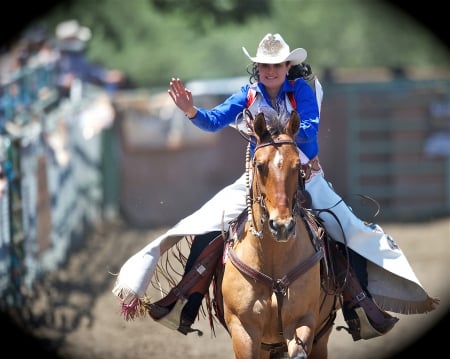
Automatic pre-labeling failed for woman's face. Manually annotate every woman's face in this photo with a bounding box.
[257,62,290,90]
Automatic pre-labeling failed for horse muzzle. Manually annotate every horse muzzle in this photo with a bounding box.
[269,217,296,242]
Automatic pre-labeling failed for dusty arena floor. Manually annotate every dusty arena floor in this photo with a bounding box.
[4,216,449,359]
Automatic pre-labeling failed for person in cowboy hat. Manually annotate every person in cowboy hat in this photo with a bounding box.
[54,19,126,97]
[113,33,438,340]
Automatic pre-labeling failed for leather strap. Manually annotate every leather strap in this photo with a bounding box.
[152,235,224,308]
[301,156,321,181]
[228,243,323,336]
[330,243,387,326]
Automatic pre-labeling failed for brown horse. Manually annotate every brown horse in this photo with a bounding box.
[219,110,339,359]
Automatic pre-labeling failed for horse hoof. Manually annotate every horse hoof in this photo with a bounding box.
[288,339,308,359]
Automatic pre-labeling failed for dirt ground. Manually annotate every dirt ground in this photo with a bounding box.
[4,215,449,359]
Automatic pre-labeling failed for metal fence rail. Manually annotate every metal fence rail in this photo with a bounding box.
[0,64,116,309]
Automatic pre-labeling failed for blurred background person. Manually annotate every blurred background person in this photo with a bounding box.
[54,19,127,98]
[19,23,59,68]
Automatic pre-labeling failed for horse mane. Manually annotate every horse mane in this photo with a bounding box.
[239,108,295,147]
[257,107,289,136]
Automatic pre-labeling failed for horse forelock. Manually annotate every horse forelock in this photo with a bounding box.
[266,114,288,137]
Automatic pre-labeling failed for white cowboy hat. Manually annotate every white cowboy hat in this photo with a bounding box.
[242,33,307,65]
[55,19,92,42]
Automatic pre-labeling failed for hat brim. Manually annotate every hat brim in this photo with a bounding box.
[242,46,307,66]
[56,23,91,42]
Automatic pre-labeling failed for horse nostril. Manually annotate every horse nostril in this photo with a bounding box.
[269,218,296,237]
[287,218,295,233]
[269,219,278,233]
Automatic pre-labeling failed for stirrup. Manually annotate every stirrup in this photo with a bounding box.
[340,307,398,341]
[146,299,203,336]
[356,307,392,340]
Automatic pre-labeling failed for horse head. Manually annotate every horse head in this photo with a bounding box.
[250,110,301,242]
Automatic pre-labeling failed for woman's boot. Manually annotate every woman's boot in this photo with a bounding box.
[147,231,223,335]
[331,242,399,341]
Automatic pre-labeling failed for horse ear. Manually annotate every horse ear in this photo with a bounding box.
[285,110,300,137]
[253,112,269,142]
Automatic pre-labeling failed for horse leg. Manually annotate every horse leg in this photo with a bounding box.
[227,317,262,359]
[286,324,315,359]
[230,333,261,359]
[260,350,271,359]
[287,335,308,359]
[308,327,333,359]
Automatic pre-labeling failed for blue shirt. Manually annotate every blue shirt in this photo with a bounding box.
[58,49,109,86]
[191,78,320,159]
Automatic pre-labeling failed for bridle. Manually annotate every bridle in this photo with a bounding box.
[246,138,302,239]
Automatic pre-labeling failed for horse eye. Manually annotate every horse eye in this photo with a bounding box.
[255,162,265,173]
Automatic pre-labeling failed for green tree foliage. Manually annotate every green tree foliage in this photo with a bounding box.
[151,0,272,31]
[32,0,449,88]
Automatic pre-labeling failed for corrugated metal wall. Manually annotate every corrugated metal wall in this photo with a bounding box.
[319,76,450,222]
